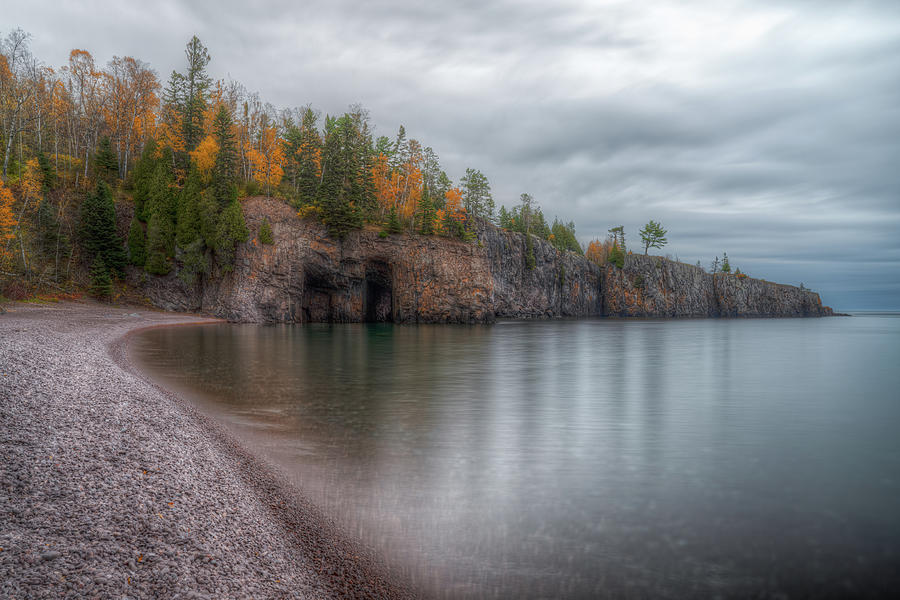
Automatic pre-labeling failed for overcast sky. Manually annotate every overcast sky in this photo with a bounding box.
[7,0,900,309]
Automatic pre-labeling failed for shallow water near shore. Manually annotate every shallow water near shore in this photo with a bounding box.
[131,314,900,598]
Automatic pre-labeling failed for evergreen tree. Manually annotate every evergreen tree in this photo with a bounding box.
[37,151,56,191]
[722,252,731,273]
[94,137,118,182]
[259,217,274,244]
[145,211,172,275]
[550,219,583,254]
[180,36,211,153]
[417,193,436,235]
[460,168,494,221]
[382,206,403,235]
[525,233,536,270]
[89,256,112,299]
[214,199,249,270]
[178,238,207,286]
[212,105,237,208]
[79,181,126,276]
[639,219,668,254]
[498,205,511,229]
[127,216,147,267]
[175,167,203,248]
[132,139,159,221]
[318,115,362,238]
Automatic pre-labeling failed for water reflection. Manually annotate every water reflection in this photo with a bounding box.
[131,316,900,598]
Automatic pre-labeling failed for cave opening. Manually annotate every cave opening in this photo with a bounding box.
[365,262,393,323]
[301,270,334,323]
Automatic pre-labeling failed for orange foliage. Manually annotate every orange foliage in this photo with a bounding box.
[190,135,218,182]
[248,125,285,194]
[0,181,17,263]
[21,159,42,199]
[371,147,424,225]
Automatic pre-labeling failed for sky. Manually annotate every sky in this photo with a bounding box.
[6,0,900,309]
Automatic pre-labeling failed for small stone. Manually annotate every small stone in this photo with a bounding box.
[41,551,61,561]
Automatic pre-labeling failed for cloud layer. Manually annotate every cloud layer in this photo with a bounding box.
[8,0,900,308]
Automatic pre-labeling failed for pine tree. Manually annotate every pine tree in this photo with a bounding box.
[127,216,147,267]
[180,36,211,153]
[722,253,731,273]
[94,137,118,182]
[37,151,56,191]
[318,115,362,239]
[460,168,493,221]
[79,181,126,276]
[175,166,203,247]
[132,139,159,221]
[382,206,403,235]
[214,199,249,270]
[89,256,112,299]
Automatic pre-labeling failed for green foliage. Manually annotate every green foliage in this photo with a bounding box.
[284,108,322,207]
[460,168,494,221]
[176,167,203,247]
[214,199,249,270]
[722,252,731,273]
[89,256,112,299]
[550,219,582,254]
[212,105,238,208]
[259,217,274,244]
[417,194,436,235]
[94,137,118,182]
[382,206,403,235]
[608,226,625,253]
[37,151,56,191]
[177,238,208,286]
[639,219,668,254]
[608,244,625,269]
[317,114,364,238]
[127,217,147,267]
[525,233,536,271]
[132,139,159,221]
[79,181,126,276]
[145,211,172,275]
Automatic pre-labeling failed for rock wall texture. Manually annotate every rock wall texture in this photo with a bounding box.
[132,197,830,322]
[602,254,832,318]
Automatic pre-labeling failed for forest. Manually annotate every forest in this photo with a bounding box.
[0,30,606,299]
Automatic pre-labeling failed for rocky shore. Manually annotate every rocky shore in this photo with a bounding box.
[0,301,413,599]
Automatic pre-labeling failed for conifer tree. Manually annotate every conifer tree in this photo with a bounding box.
[418,194,436,235]
[132,139,159,221]
[214,198,249,270]
[37,151,56,191]
[89,256,112,299]
[180,36,211,153]
[212,106,237,208]
[79,181,126,276]
[382,206,403,235]
[127,217,146,267]
[94,137,118,182]
[175,167,203,248]
[318,115,362,238]
[145,211,172,275]
[722,252,731,273]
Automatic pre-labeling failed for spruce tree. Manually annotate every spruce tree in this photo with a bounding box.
[176,167,203,248]
[318,115,362,239]
[132,139,159,221]
[127,217,147,267]
[418,194,436,235]
[214,199,249,270]
[382,206,403,235]
[212,105,237,208]
[79,181,126,276]
[37,151,56,191]
[94,137,118,183]
[722,253,731,273]
[90,256,112,299]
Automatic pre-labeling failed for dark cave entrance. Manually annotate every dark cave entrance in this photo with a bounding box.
[365,261,393,323]
[301,270,335,323]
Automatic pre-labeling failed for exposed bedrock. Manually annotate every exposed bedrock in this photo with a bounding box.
[131,197,830,322]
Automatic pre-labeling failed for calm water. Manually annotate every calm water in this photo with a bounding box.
[131,315,900,598]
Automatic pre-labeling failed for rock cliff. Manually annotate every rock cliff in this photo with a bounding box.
[132,197,831,322]
[602,254,832,318]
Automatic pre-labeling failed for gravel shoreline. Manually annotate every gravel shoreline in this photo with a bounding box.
[0,300,414,599]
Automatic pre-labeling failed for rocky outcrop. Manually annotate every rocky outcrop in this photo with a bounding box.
[602,254,832,318]
[132,197,831,322]
[134,197,602,323]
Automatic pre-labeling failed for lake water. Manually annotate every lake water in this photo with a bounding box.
[131,314,900,598]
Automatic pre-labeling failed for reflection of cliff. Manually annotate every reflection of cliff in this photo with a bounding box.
[132,197,832,323]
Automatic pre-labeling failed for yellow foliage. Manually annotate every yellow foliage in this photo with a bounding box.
[21,159,42,199]
[190,135,218,182]
[0,181,18,263]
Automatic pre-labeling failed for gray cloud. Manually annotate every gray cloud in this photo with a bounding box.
[6,0,900,308]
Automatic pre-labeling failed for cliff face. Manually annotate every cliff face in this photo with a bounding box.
[133,197,830,322]
[602,254,831,318]
[135,198,602,323]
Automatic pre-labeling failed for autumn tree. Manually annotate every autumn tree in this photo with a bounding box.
[639,219,667,254]
[0,179,17,267]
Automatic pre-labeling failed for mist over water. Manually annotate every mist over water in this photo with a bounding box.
[132,315,900,598]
